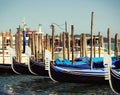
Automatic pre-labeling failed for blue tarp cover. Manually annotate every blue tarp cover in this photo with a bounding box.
[55,57,120,69]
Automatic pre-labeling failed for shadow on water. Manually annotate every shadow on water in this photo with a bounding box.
[0,75,116,95]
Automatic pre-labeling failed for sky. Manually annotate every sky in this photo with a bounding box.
[0,0,120,37]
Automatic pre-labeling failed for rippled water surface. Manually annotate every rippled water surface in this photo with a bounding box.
[0,75,116,95]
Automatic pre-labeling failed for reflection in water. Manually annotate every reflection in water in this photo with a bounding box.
[0,75,116,95]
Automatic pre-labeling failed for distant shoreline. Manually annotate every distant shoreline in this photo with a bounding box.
[103,37,120,43]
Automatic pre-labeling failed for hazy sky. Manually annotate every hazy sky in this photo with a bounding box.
[0,0,120,37]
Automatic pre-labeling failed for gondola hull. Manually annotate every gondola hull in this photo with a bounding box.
[0,64,15,74]
[29,59,48,76]
[49,63,108,83]
[110,68,120,94]
[13,58,32,75]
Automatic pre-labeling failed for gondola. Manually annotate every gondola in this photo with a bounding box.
[109,67,120,94]
[12,57,32,75]
[0,64,15,74]
[0,54,14,74]
[29,59,48,76]
[46,60,108,83]
[45,50,120,84]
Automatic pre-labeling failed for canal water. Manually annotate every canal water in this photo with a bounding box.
[0,75,116,95]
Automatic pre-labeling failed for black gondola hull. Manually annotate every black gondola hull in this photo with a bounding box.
[50,63,108,84]
[13,58,32,75]
[110,68,120,94]
[30,59,48,76]
[0,64,15,74]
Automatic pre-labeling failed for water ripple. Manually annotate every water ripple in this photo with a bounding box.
[0,75,116,95]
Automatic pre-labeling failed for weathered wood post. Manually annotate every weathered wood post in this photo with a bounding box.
[38,24,42,55]
[22,27,26,53]
[98,32,101,57]
[107,28,111,55]
[93,35,96,57]
[46,34,50,51]
[35,33,38,61]
[80,34,82,57]
[38,33,42,60]
[83,34,86,57]
[63,32,66,59]
[101,36,104,48]
[115,33,118,59]
[90,12,94,69]
[84,34,88,57]
[2,33,5,64]
[15,32,18,61]
[51,25,55,60]
[60,33,62,47]
[31,32,35,59]
[45,34,48,49]
[38,34,41,53]
[82,34,84,57]
[19,27,22,63]
[15,26,22,63]
[9,29,13,48]
[67,32,70,60]
[29,33,32,54]
[41,34,44,61]
[71,25,74,63]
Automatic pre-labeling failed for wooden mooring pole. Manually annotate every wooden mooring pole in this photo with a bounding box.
[107,28,111,55]
[63,32,66,59]
[2,33,5,64]
[71,25,74,63]
[45,34,48,49]
[15,32,18,61]
[98,32,101,57]
[59,33,62,47]
[115,33,119,59]
[31,32,35,59]
[82,34,87,57]
[9,29,13,48]
[51,25,55,61]
[93,35,96,57]
[35,33,38,61]
[80,34,82,57]
[18,26,22,63]
[15,26,22,63]
[67,32,70,60]
[90,12,94,69]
